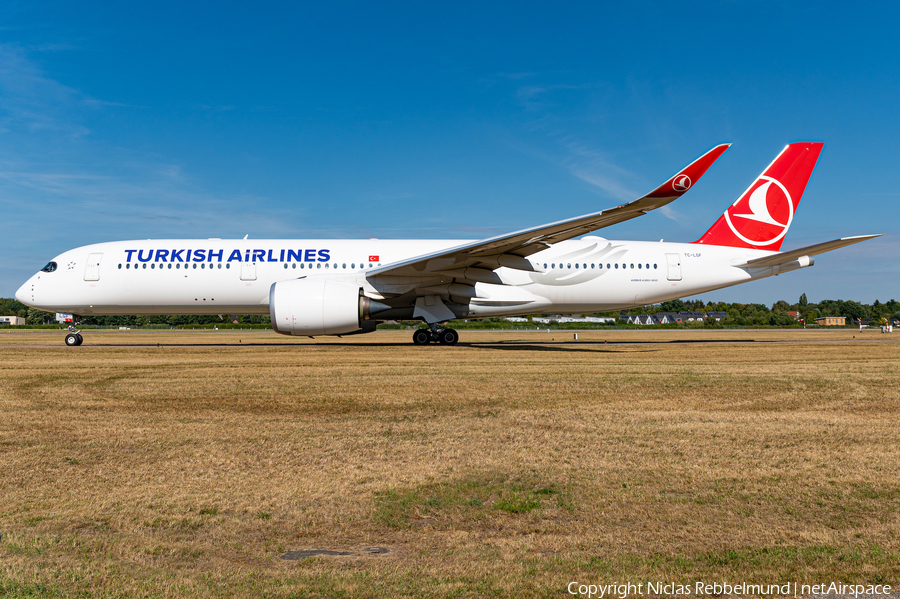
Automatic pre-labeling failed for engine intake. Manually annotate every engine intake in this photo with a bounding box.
[269,278,390,336]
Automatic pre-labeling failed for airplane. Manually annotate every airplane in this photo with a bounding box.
[15,141,880,346]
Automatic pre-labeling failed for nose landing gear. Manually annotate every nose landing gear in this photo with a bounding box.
[411,323,459,346]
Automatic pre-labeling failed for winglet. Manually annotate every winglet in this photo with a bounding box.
[642,143,730,200]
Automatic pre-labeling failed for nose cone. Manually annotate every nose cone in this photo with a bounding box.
[15,281,28,305]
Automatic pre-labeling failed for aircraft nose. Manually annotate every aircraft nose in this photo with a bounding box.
[15,281,28,304]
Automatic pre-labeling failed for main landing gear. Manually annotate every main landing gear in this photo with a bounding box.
[412,324,459,346]
[64,324,83,346]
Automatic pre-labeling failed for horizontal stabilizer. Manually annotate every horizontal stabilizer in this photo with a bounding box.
[733,234,881,268]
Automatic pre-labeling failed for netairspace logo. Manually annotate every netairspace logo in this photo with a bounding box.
[566,581,893,598]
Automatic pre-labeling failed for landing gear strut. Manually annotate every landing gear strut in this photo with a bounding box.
[412,324,459,346]
[64,323,83,346]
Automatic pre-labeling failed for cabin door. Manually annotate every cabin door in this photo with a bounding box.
[665,253,682,281]
[84,253,103,281]
[240,261,257,281]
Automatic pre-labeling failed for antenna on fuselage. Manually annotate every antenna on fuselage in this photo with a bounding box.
[243,234,249,239]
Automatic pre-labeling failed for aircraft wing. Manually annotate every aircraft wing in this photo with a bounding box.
[369,143,730,277]
[734,234,882,269]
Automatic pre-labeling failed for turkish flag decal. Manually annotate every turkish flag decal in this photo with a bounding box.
[368,255,379,262]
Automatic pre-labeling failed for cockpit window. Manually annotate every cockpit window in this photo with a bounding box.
[40,261,58,273]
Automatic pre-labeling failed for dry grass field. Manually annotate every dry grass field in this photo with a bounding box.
[1,328,898,598]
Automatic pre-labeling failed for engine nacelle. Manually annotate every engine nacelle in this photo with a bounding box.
[269,278,389,336]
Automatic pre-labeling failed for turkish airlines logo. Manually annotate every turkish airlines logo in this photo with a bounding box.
[724,176,794,246]
[672,174,692,192]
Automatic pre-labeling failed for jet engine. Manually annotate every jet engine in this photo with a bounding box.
[269,278,391,336]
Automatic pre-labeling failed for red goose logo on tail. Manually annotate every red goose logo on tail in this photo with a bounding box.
[723,175,793,247]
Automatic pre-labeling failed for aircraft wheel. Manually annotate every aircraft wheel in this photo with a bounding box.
[438,328,459,345]
[412,329,432,345]
[75,333,84,346]
[65,333,80,347]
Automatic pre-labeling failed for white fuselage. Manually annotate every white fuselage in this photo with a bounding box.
[16,236,792,318]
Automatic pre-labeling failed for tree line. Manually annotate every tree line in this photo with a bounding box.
[1,294,898,327]
[620,294,899,326]
[0,298,271,326]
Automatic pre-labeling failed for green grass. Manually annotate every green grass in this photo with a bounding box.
[373,473,570,528]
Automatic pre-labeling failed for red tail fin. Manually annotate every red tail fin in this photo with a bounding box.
[693,142,823,250]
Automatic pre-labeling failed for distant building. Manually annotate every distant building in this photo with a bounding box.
[655,312,681,324]
[815,316,846,326]
[578,316,617,323]
[786,311,801,320]
[0,316,25,326]
[678,311,705,322]
[528,315,616,324]
[627,314,659,325]
[706,311,727,321]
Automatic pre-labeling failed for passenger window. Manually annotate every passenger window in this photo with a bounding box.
[118,264,122,269]
[543,263,547,269]
[283,263,288,269]
[615,264,618,269]
[143,264,147,269]
[352,263,356,269]
[654,264,657,269]
[343,263,347,269]
[193,264,197,269]
[638,264,641,269]
[226,264,230,269]
[126,264,130,269]
[575,263,579,269]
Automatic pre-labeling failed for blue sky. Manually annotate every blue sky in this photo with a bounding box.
[1,2,898,304]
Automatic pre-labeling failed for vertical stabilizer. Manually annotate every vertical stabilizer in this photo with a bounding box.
[693,142,823,250]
